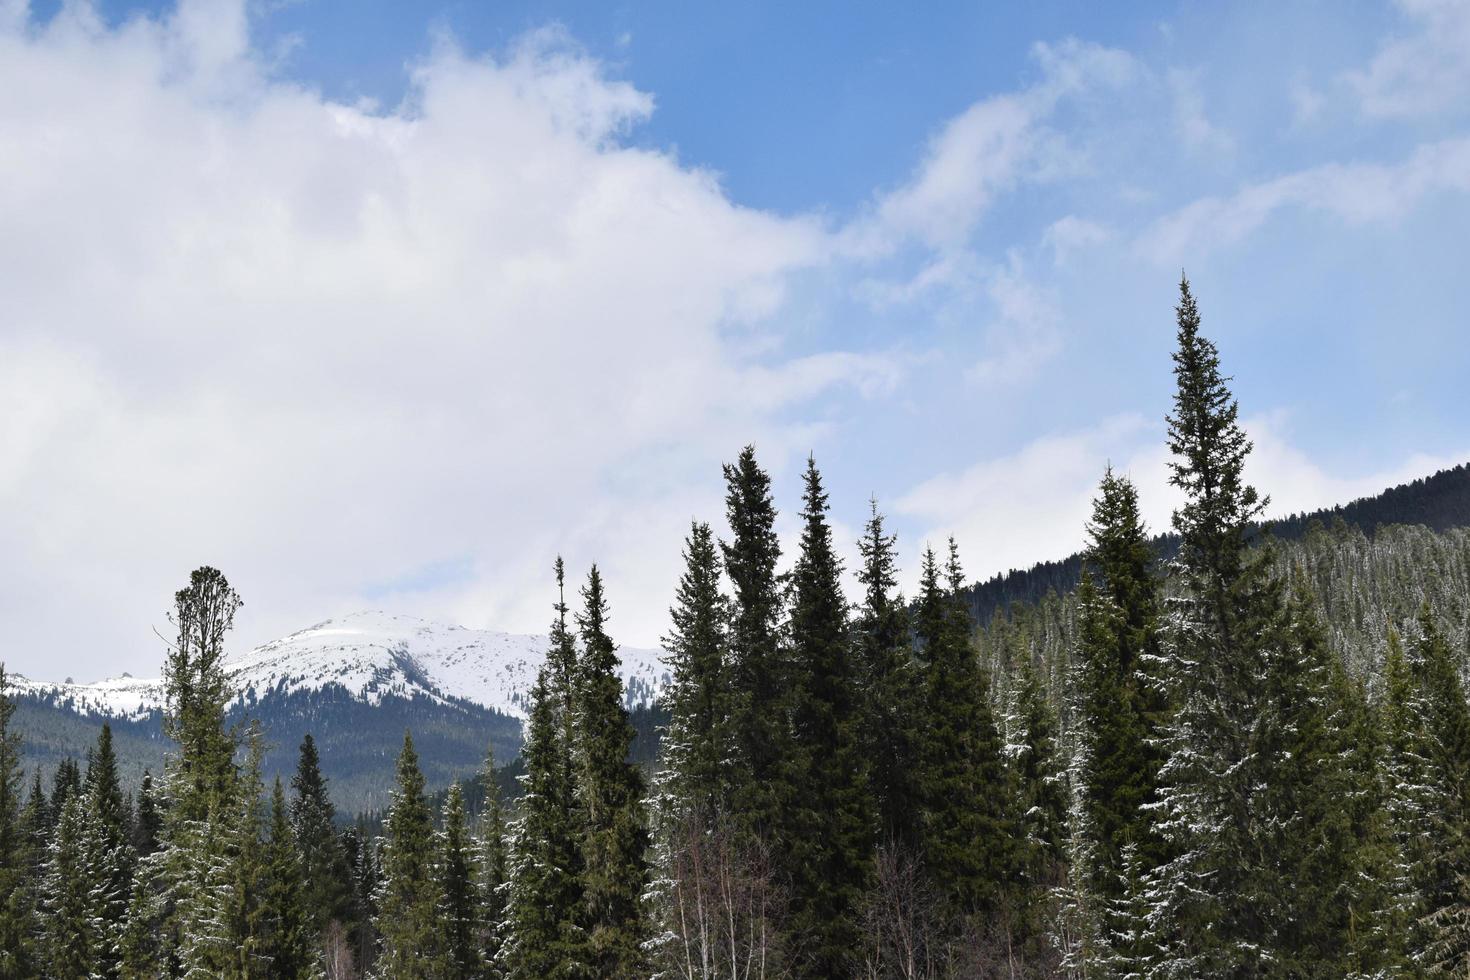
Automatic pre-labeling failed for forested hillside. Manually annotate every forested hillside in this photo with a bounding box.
[2,279,1469,977]
[965,461,1470,626]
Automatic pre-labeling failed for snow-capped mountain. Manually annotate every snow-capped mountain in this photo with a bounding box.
[15,610,670,721]
[13,611,671,811]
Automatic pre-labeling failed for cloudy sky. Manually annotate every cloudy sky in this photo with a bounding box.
[3,0,1468,680]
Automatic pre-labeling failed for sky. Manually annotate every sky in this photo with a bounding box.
[2,0,1469,680]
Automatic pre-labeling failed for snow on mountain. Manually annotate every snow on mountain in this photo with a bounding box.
[14,610,670,721]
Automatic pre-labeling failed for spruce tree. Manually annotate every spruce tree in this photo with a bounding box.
[133,769,163,858]
[1405,606,1470,972]
[264,776,318,979]
[721,446,790,841]
[504,565,587,979]
[1142,277,1376,976]
[85,722,136,979]
[782,457,874,977]
[854,499,923,853]
[1075,468,1168,895]
[290,733,352,937]
[439,783,482,979]
[375,731,444,977]
[575,565,650,978]
[660,519,733,823]
[1011,655,1067,890]
[0,667,36,977]
[474,744,510,978]
[916,542,1018,928]
[43,794,97,977]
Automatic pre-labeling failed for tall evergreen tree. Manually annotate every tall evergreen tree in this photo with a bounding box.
[1403,606,1470,972]
[133,769,163,858]
[782,457,874,977]
[660,520,733,822]
[504,564,587,980]
[290,733,352,938]
[439,783,481,979]
[163,566,242,826]
[264,776,319,980]
[1075,468,1168,894]
[721,446,790,841]
[854,499,923,853]
[575,565,650,978]
[1142,277,1378,976]
[916,542,1018,928]
[375,731,444,978]
[0,667,36,977]
[43,794,97,977]
[474,744,510,979]
[85,722,136,979]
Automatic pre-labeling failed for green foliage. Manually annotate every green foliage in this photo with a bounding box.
[574,566,650,978]
[375,731,445,978]
[721,445,791,842]
[917,541,1020,928]
[855,499,924,853]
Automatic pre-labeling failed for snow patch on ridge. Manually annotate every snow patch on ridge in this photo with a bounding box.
[13,610,669,721]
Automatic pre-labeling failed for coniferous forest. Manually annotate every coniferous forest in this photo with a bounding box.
[5,279,1470,978]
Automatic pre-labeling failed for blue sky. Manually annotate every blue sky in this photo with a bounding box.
[2,0,1467,676]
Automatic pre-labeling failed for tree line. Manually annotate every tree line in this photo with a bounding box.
[0,277,1467,977]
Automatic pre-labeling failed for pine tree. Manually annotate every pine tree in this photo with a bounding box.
[375,731,445,978]
[854,499,923,853]
[782,457,874,977]
[660,519,733,823]
[439,783,482,979]
[163,566,242,827]
[0,667,36,977]
[721,446,790,841]
[574,565,650,978]
[265,776,319,979]
[916,542,1018,929]
[474,744,510,978]
[291,733,352,938]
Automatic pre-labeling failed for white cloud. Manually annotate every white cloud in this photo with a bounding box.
[844,38,1136,256]
[965,257,1063,387]
[1042,215,1111,264]
[1348,0,1470,118]
[1137,137,1470,262]
[0,2,887,676]
[1168,68,1234,155]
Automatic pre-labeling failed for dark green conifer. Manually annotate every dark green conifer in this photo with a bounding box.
[475,744,510,978]
[854,499,923,853]
[575,565,650,978]
[439,783,482,979]
[375,731,444,977]
[660,520,733,821]
[721,446,790,840]
[264,776,318,979]
[290,733,352,937]
[782,457,874,977]
[504,566,587,980]
[0,668,37,976]
[916,542,1018,926]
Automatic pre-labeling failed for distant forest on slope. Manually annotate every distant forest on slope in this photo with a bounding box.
[963,461,1470,625]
